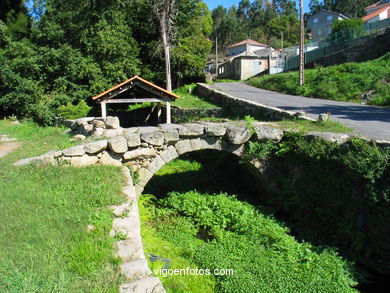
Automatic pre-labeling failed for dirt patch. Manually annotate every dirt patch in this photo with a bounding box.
[0,142,22,158]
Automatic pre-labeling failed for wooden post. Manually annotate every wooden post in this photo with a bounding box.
[101,101,107,118]
[299,0,305,86]
[166,102,171,124]
[157,102,162,124]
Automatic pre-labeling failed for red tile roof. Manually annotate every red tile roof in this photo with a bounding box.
[92,76,179,101]
[363,4,390,21]
[228,39,268,49]
[366,0,390,11]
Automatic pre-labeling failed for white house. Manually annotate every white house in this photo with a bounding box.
[227,39,268,57]
[365,0,390,15]
[363,2,390,23]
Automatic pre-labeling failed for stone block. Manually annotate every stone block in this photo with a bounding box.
[76,117,95,126]
[141,131,165,146]
[225,126,252,145]
[175,139,192,155]
[123,148,157,161]
[108,137,128,154]
[84,140,107,154]
[159,146,178,163]
[164,129,179,143]
[115,238,145,262]
[105,116,120,129]
[138,168,153,187]
[126,133,141,148]
[99,151,122,166]
[179,123,205,137]
[120,277,166,293]
[103,129,123,138]
[147,155,165,174]
[205,123,226,136]
[305,132,350,144]
[93,119,106,128]
[120,259,151,281]
[62,145,85,157]
[253,124,284,143]
[70,155,98,167]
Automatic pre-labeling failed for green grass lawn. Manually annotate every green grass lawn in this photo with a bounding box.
[173,84,220,109]
[247,53,390,107]
[0,119,126,292]
[276,119,354,133]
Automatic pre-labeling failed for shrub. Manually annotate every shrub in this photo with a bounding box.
[148,190,358,293]
[57,100,92,119]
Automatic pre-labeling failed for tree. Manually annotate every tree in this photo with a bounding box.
[154,0,176,92]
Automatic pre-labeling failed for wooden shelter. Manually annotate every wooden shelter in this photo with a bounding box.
[91,76,179,124]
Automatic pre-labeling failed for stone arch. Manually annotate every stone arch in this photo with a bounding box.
[134,137,247,196]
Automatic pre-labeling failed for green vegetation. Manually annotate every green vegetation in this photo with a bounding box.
[173,84,219,109]
[243,133,390,273]
[329,19,366,42]
[141,152,363,292]
[0,120,126,292]
[57,100,92,119]
[276,119,354,133]
[248,53,390,106]
[0,0,212,125]
[141,188,358,292]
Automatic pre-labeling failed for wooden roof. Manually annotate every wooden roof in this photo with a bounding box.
[92,76,179,102]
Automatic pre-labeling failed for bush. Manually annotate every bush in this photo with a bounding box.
[146,190,358,293]
[243,134,390,273]
[57,100,92,119]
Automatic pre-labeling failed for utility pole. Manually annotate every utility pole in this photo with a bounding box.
[215,37,218,75]
[299,0,305,86]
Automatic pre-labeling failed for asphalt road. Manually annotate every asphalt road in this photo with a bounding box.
[211,82,390,140]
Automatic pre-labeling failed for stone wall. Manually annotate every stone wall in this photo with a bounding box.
[196,83,315,121]
[15,122,363,196]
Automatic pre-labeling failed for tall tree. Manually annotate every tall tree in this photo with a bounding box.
[154,0,176,92]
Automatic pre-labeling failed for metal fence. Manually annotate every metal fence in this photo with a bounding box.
[284,18,390,71]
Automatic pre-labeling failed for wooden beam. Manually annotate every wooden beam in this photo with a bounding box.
[135,82,175,101]
[100,83,135,101]
[105,99,164,104]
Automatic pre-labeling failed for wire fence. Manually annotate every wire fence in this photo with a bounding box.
[284,18,390,71]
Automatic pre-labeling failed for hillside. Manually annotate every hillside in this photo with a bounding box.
[247,53,390,107]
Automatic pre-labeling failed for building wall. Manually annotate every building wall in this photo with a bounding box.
[228,44,267,56]
[307,11,345,42]
[366,8,390,23]
[217,57,268,80]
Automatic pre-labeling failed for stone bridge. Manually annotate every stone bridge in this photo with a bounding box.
[14,120,357,292]
[16,121,301,195]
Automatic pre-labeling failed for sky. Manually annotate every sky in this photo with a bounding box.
[203,0,311,13]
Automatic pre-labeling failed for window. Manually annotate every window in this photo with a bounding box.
[328,27,332,34]
[313,18,319,24]
[327,15,333,21]
[318,28,322,35]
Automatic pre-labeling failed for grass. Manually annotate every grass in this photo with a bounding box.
[139,194,216,293]
[276,119,354,133]
[247,53,390,107]
[140,156,359,293]
[0,119,126,292]
[173,84,220,109]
